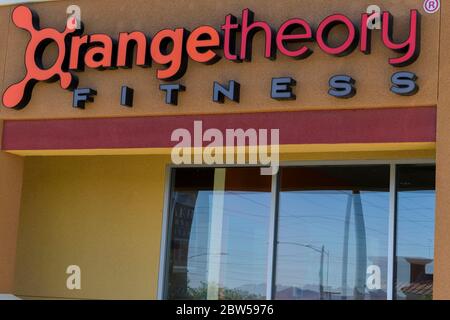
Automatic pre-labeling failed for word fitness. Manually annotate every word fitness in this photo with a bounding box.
[73,72,419,108]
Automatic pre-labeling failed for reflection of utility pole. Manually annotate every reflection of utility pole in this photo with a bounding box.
[319,245,325,299]
[278,242,329,299]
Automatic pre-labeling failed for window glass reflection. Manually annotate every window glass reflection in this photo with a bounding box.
[395,165,435,300]
[165,164,437,301]
[166,168,271,300]
[274,166,390,300]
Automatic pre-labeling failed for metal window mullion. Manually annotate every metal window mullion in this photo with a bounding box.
[387,163,397,300]
[266,171,280,300]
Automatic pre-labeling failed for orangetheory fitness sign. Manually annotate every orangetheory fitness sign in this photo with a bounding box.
[2,5,421,109]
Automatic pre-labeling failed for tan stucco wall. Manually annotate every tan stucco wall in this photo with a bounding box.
[0,120,23,293]
[14,155,169,299]
[434,0,450,301]
[0,6,22,294]
[0,0,441,120]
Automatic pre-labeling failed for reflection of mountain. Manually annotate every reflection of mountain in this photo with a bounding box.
[236,283,267,298]
[275,286,387,300]
[276,286,321,300]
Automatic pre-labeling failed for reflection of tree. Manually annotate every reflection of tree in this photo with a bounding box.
[187,282,264,300]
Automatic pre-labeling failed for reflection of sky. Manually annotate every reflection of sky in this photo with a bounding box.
[396,190,435,297]
[276,191,389,298]
[397,191,435,260]
[185,191,211,288]
[186,191,270,296]
[182,186,435,299]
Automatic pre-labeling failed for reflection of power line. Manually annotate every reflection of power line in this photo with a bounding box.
[279,213,388,237]
[187,268,266,276]
[204,190,392,242]
[188,261,267,267]
[186,250,269,260]
[188,252,228,259]
[227,192,272,209]
[186,273,265,285]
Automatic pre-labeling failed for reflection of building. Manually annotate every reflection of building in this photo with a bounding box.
[168,194,197,299]
[275,285,341,300]
[397,258,434,300]
[277,286,318,300]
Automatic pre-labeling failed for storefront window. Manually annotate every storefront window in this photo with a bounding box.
[274,166,390,300]
[395,165,436,300]
[163,163,436,300]
[165,168,272,300]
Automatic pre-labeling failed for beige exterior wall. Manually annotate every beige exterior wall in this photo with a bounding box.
[433,0,450,301]
[0,120,23,293]
[14,155,169,299]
